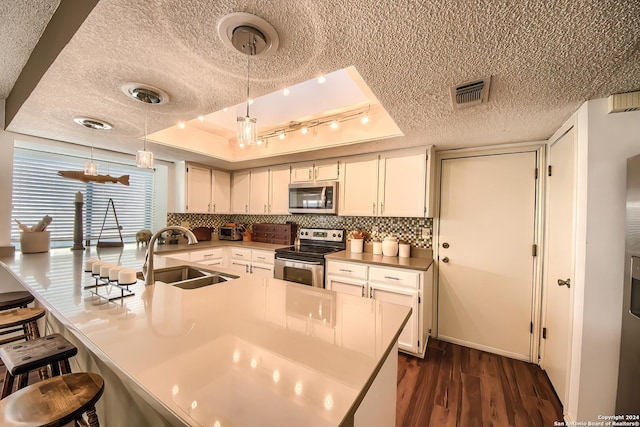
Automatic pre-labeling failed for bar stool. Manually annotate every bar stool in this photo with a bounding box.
[0,333,78,398]
[0,291,34,311]
[0,307,45,346]
[0,372,104,427]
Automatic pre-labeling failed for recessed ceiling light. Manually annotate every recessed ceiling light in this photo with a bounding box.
[300,127,308,134]
[330,120,338,129]
[361,115,369,124]
[318,75,326,84]
[73,117,112,130]
[223,108,228,112]
[283,88,290,96]
[279,132,286,140]
[178,122,186,129]
[121,83,169,105]
[247,98,254,105]
[198,115,204,122]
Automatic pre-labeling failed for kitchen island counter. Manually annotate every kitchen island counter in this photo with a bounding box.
[0,245,409,426]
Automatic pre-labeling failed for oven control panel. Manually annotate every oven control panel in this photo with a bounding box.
[299,228,344,243]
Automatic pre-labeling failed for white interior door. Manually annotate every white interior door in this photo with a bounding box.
[542,127,576,405]
[438,151,538,360]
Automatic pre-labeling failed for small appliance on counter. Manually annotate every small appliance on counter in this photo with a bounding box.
[218,224,244,241]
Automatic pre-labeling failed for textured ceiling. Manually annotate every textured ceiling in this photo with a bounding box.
[2,0,640,170]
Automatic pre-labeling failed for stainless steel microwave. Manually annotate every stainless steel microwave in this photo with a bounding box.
[288,182,338,214]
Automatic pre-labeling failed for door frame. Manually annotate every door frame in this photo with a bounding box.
[539,119,578,406]
[432,142,546,363]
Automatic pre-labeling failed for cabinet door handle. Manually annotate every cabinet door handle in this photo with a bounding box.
[264,204,267,213]
[380,202,384,214]
[213,203,216,212]
[384,276,400,281]
[361,285,365,297]
[308,169,312,180]
[369,287,373,298]
[208,203,211,212]
[339,268,352,273]
[315,168,318,180]
[372,202,376,215]
[203,254,214,258]
[253,266,270,271]
[245,204,248,213]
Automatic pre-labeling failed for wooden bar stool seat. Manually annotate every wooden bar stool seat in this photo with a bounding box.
[0,333,78,398]
[0,307,44,346]
[0,291,34,311]
[0,372,104,427]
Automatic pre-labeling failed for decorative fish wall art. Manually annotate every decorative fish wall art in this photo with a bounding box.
[57,171,130,186]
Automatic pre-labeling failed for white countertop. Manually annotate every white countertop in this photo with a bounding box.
[1,245,410,426]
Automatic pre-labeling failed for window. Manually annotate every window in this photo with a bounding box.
[12,148,154,248]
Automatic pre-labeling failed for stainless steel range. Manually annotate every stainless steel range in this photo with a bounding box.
[274,228,346,288]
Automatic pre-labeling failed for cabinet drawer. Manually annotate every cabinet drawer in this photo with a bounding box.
[251,250,274,264]
[326,261,368,280]
[369,267,420,289]
[231,247,252,259]
[189,248,223,261]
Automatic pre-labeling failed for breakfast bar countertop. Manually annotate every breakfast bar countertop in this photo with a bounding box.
[0,244,410,427]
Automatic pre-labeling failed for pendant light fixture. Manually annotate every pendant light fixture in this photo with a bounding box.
[73,117,112,176]
[136,113,154,169]
[234,26,264,148]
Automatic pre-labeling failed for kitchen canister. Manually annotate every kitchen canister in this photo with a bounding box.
[399,243,411,257]
[372,240,383,255]
[351,238,364,253]
[20,231,50,254]
[382,235,399,257]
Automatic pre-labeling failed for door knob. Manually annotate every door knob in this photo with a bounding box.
[442,257,449,263]
[557,278,571,288]
[442,242,450,249]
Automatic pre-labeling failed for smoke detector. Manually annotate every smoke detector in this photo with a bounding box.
[218,12,279,57]
[121,83,169,105]
[608,90,640,113]
[73,117,112,130]
[451,76,492,110]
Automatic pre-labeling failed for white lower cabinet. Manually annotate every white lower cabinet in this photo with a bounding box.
[189,248,225,267]
[326,260,433,357]
[230,247,275,277]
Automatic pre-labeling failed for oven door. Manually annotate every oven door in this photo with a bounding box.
[274,257,324,288]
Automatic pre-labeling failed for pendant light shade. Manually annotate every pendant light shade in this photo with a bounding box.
[136,150,154,168]
[84,159,98,176]
[136,113,154,169]
[73,117,111,176]
[237,116,257,148]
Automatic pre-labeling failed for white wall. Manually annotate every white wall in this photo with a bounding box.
[0,100,15,249]
[569,98,640,421]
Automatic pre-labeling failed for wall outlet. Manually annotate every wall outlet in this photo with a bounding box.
[421,227,431,239]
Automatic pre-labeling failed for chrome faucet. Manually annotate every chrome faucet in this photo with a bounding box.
[143,226,198,286]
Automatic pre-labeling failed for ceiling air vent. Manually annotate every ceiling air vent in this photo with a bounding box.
[608,90,640,113]
[451,76,491,110]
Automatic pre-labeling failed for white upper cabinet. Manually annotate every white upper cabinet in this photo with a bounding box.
[291,160,339,183]
[184,163,231,214]
[232,170,250,214]
[269,165,290,214]
[211,169,231,214]
[340,155,379,216]
[186,164,212,213]
[249,168,270,214]
[378,149,427,217]
[339,147,435,218]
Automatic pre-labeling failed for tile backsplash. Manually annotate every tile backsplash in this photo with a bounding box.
[167,213,433,248]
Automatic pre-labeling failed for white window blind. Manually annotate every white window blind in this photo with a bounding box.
[12,148,154,248]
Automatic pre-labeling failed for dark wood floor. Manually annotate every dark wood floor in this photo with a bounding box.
[1,338,563,426]
[397,338,564,427]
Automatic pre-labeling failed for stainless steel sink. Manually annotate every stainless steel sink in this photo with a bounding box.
[173,275,229,289]
[149,265,239,289]
[152,266,208,283]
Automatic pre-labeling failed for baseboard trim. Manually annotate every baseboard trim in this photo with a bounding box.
[0,245,16,258]
[437,334,531,362]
